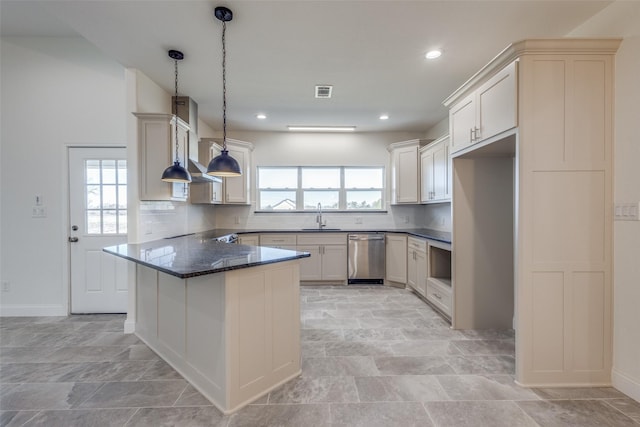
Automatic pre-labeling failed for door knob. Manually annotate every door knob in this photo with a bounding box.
[68,237,79,243]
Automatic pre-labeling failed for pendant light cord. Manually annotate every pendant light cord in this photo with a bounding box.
[222,19,228,151]
[174,56,181,163]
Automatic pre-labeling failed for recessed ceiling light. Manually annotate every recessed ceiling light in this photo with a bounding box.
[256,113,267,120]
[287,126,356,132]
[379,114,389,120]
[425,49,442,59]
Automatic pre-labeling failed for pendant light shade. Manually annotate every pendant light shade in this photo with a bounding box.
[207,6,242,177]
[162,49,192,183]
[162,160,193,182]
[207,149,242,177]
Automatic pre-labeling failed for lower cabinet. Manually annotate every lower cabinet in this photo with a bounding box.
[385,233,407,284]
[296,233,347,282]
[238,234,259,246]
[407,237,428,297]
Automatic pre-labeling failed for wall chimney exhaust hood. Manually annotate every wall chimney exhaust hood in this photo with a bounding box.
[188,159,222,183]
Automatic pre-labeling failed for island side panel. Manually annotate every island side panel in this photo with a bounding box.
[186,273,226,407]
[226,260,302,412]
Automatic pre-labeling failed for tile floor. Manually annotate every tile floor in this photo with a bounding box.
[1,285,639,426]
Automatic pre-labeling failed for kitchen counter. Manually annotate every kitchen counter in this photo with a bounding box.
[208,227,452,244]
[103,230,310,279]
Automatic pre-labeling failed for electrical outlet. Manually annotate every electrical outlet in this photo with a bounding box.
[355,217,363,224]
[234,216,240,225]
[35,195,43,206]
[31,207,46,218]
[440,217,446,226]
[1,281,10,292]
[403,215,410,224]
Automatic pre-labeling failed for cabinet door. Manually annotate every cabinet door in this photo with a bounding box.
[385,234,407,284]
[449,94,476,154]
[477,61,517,141]
[297,245,322,280]
[415,249,428,297]
[394,145,419,203]
[407,250,418,291]
[420,149,434,203]
[224,146,248,204]
[432,142,447,201]
[170,121,189,201]
[321,245,347,281]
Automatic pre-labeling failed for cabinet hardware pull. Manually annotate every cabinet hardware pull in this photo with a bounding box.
[469,128,474,142]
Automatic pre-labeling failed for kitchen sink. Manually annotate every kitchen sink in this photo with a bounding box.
[301,228,342,232]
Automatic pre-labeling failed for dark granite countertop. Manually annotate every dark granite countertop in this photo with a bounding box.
[218,228,452,244]
[103,231,310,279]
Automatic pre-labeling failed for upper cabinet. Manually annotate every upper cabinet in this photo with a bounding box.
[447,61,517,154]
[388,139,427,204]
[134,113,189,201]
[420,135,450,203]
[193,138,254,205]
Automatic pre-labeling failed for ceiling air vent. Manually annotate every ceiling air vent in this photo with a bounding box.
[315,85,333,98]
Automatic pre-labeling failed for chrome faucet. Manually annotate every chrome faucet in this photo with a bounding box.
[316,202,326,229]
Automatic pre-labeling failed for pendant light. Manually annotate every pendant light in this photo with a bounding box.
[207,6,242,177]
[161,49,192,183]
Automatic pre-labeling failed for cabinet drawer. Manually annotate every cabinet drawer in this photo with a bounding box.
[426,278,452,317]
[408,237,427,253]
[260,234,297,246]
[296,233,346,246]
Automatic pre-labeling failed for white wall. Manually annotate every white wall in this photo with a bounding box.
[210,131,438,230]
[0,37,126,315]
[568,0,640,402]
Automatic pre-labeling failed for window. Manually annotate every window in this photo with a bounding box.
[257,166,384,211]
[85,159,127,234]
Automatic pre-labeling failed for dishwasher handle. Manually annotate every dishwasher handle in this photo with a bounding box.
[348,234,385,241]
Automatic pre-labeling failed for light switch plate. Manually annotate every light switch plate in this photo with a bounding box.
[614,202,640,221]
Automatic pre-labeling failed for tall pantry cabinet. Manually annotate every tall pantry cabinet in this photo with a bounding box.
[444,39,620,387]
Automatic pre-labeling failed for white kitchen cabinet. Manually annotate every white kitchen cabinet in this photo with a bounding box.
[385,233,407,285]
[407,237,428,297]
[388,139,427,204]
[420,135,450,203]
[445,39,620,386]
[448,61,517,154]
[259,234,297,251]
[135,113,189,201]
[196,138,254,205]
[238,234,259,246]
[296,233,347,282]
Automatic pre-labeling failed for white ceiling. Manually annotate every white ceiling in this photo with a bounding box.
[0,0,612,133]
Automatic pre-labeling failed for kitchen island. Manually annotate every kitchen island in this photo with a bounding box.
[104,232,310,414]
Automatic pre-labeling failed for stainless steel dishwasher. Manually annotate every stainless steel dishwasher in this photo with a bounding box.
[348,233,385,284]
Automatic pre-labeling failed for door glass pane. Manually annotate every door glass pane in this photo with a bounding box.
[102,185,117,209]
[304,191,339,209]
[87,210,102,234]
[259,191,296,210]
[86,160,101,184]
[345,168,383,188]
[118,185,127,209]
[86,185,101,209]
[302,168,340,188]
[117,160,127,184]
[102,210,118,234]
[346,190,383,209]
[118,211,127,234]
[101,160,116,184]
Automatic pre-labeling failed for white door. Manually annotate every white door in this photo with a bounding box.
[69,147,128,313]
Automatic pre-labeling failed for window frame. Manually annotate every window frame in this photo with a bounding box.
[256,166,385,212]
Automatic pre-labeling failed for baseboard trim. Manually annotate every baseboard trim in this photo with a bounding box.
[0,304,67,317]
[612,368,640,402]
[123,318,136,334]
